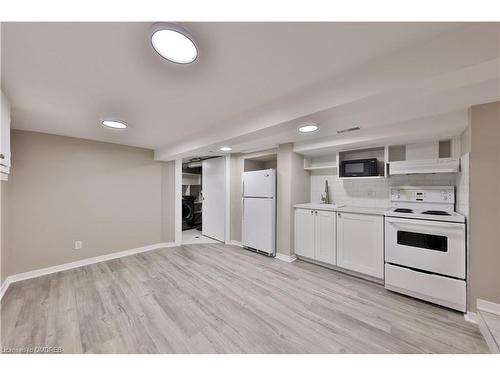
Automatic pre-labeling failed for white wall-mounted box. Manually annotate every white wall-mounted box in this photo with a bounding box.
[1,91,11,180]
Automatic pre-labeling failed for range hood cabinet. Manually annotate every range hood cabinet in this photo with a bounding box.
[388,158,460,175]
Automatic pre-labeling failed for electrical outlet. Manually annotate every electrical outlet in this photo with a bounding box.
[74,240,82,250]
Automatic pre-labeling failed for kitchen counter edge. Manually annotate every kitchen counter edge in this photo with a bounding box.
[294,203,388,216]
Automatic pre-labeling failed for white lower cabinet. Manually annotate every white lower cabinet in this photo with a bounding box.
[336,212,384,279]
[294,209,336,265]
[294,209,316,259]
[314,210,336,264]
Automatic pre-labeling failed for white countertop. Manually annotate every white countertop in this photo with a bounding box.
[336,205,388,216]
[294,203,388,216]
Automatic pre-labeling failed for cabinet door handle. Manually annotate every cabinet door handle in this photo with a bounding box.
[315,211,318,215]
[310,210,314,214]
[0,154,4,159]
[338,213,341,217]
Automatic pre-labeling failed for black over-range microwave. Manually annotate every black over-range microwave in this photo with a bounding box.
[340,158,379,177]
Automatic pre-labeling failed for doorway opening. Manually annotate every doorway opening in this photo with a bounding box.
[180,156,226,245]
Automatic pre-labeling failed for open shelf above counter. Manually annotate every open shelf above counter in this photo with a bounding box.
[386,140,460,175]
[303,154,337,170]
[303,146,388,179]
[302,138,461,178]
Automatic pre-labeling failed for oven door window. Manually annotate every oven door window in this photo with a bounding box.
[397,231,448,252]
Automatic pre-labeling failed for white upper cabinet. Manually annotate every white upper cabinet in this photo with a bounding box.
[336,212,384,279]
[294,208,336,265]
[1,91,11,179]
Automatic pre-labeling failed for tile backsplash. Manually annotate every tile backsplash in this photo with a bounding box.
[310,156,468,209]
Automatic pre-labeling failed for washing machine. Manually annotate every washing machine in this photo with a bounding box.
[182,195,195,230]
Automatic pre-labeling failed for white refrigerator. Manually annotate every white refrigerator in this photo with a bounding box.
[242,169,276,256]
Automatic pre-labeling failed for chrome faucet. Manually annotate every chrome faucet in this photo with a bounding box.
[321,180,330,204]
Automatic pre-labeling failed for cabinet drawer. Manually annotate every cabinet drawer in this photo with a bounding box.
[385,263,466,312]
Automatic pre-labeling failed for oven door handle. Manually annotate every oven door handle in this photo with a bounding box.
[386,218,464,230]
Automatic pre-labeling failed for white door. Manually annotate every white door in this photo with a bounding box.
[242,197,275,254]
[242,169,275,198]
[315,210,336,265]
[202,157,226,242]
[294,209,315,259]
[337,212,384,278]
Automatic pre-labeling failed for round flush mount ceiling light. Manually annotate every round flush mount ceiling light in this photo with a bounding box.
[219,146,232,152]
[102,120,127,129]
[151,24,198,64]
[298,123,319,133]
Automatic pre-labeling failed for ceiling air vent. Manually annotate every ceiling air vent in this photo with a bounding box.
[337,126,360,134]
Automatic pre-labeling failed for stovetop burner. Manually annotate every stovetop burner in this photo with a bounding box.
[421,210,451,216]
[394,208,413,213]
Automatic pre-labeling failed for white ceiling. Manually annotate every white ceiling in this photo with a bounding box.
[2,22,499,160]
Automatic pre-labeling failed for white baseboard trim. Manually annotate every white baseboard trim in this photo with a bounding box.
[275,253,297,263]
[477,310,500,354]
[464,311,478,324]
[477,299,500,315]
[0,242,176,302]
[227,240,243,247]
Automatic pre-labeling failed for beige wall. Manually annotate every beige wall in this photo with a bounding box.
[243,159,265,172]
[5,130,175,277]
[469,101,500,311]
[161,162,176,242]
[277,143,310,257]
[243,159,277,172]
[230,154,243,242]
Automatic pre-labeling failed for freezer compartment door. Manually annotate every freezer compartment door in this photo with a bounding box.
[242,169,275,198]
[242,197,276,255]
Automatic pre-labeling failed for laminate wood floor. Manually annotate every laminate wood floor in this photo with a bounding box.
[0,244,489,353]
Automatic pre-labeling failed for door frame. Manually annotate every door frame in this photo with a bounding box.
[175,155,231,245]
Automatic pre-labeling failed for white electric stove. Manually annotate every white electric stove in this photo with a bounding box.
[384,186,467,312]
